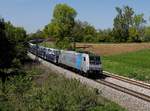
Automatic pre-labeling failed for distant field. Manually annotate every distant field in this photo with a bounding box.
[40,42,150,56]
[77,43,150,56]
[102,49,150,82]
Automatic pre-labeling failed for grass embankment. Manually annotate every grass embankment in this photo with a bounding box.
[103,49,150,82]
[40,42,56,48]
[0,60,126,111]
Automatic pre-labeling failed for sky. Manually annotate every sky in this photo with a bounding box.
[0,0,150,33]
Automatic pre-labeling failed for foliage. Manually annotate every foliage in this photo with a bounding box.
[44,3,77,49]
[83,23,97,42]
[31,4,150,45]
[0,17,27,92]
[27,30,46,40]
[0,19,14,69]
[40,42,56,48]
[43,23,55,38]
[143,26,150,42]
[128,14,146,42]
[103,49,150,82]
[112,6,146,42]
[0,18,27,69]
[113,6,134,42]
[97,29,113,42]
[71,20,85,42]
[72,20,98,43]
[0,62,126,111]
[0,71,32,110]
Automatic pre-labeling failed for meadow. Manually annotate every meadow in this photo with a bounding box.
[77,42,150,56]
[102,49,150,82]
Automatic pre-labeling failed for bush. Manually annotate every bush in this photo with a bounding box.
[0,62,126,111]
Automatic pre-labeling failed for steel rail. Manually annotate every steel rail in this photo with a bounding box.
[96,79,150,102]
[103,71,150,90]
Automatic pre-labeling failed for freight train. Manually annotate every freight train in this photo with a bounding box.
[29,43,103,76]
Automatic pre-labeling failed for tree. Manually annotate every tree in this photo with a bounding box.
[113,6,134,42]
[97,29,113,42]
[28,30,45,40]
[71,20,84,42]
[72,20,98,43]
[83,24,97,42]
[43,24,53,38]
[0,19,15,69]
[128,14,146,42]
[143,26,150,42]
[13,27,28,62]
[0,18,27,90]
[48,3,77,48]
[113,6,146,42]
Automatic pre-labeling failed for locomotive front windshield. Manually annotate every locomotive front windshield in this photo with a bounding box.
[89,56,101,65]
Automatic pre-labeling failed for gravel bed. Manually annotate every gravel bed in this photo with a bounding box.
[105,77,150,97]
[28,52,150,111]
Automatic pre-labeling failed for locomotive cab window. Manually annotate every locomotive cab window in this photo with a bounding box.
[89,56,101,65]
[83,57,86,61]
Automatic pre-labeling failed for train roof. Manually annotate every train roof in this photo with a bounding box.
[60,50,81,55]
[77,50,100,57]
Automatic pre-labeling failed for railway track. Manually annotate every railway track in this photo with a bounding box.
[28,52,150,103]
[103,71,150,90]
[29,52,150,111]
[96,79,150,102]
[95,71,150,102]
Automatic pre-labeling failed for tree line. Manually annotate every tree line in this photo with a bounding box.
[29,4,150,49]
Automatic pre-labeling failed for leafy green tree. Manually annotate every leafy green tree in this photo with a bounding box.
[83,24,97,42]
[0,19,15,70]
[71,20,84,42]
[72,20,98,43]
[128,14,146,42]
[48,3,77,48]
[113,6,146,42]
[28,30,45,40]
[43,24,53,38]
[113,6,134,42]
[0,18,27,90]
[97,29,113,42]
[5,22,27,64]
[143,26,150,42]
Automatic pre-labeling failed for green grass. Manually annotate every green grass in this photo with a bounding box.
[0,61,126,111]
[102,49,150,82]
[40,42,56,48]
